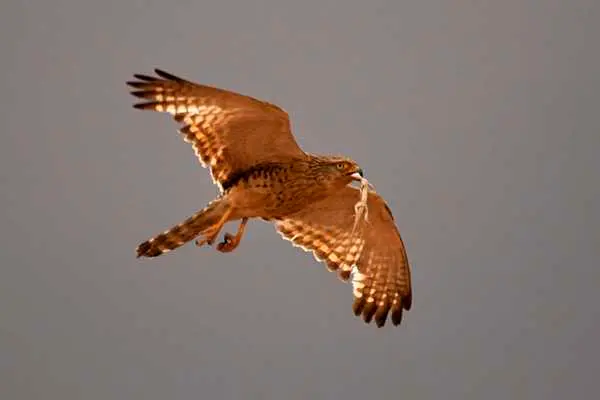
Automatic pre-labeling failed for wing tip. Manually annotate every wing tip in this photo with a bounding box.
[352,295,410,328]
[132,73,158,82]
[390,307,403,326]
[132,102,157,110]
[130,90,152,99]
[154,68,186,82]
[127,68,185,88]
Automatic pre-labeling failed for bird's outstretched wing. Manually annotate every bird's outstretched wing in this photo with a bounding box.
[275,186,412,327]
[127,69,305,191]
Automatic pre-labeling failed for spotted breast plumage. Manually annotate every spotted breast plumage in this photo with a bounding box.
[127,69,412,327]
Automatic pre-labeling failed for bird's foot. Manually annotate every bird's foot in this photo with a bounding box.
[215,218,248,253]
[195,230,219,248]
[194,236,213,247]
[216,232,241,253]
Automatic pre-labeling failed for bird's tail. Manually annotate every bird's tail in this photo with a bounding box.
[136,197,231,258]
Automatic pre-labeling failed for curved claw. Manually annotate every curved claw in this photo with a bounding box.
[195,234,216,247]
[215,218,248,253]
[217,232,238,253]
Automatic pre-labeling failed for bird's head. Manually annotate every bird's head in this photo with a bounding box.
[311,155,364,188]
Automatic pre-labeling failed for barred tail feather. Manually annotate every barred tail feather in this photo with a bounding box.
[136,198,230,258]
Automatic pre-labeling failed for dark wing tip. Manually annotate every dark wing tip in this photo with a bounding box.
[127,69,184,88]
[374,303,392,328]
[132,73,159,82]
[403,293,412,310]
[361,302,377,324]
[352,296,365,316]
[391,297,410,326]
[154,68,186,82]
[132,102,160,110]
[126,80,150,88]
[352,296,408,327]
[391,307,403,326]
[130,90,153,99]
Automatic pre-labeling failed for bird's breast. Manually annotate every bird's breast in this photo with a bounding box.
[226,163,329,218]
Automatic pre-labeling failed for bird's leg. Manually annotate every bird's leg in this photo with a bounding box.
[217,218,248,253]
[194,207,233,248]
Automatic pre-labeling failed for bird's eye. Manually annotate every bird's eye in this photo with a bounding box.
[336,162,345,170]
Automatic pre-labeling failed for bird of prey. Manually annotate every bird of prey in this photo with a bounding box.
[127,69,412,327]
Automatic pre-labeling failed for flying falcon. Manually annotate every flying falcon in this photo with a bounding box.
[127,69,412,327]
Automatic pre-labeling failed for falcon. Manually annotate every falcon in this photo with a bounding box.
[127,69,412,327]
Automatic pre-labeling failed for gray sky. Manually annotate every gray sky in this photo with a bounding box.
[1,0,599,399]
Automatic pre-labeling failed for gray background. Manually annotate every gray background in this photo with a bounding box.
[1,0,598,399]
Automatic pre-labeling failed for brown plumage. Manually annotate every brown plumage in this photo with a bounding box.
[127,69,412,327]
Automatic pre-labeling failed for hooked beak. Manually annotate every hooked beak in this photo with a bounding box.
[350,168,364,181]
